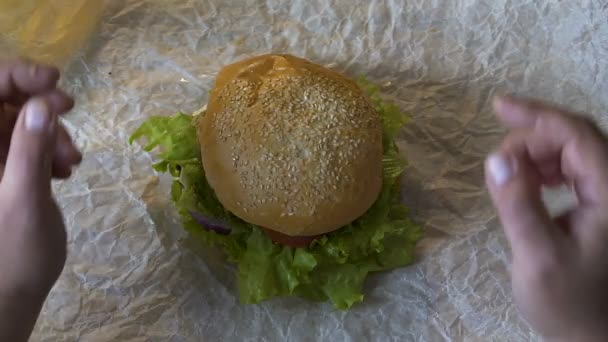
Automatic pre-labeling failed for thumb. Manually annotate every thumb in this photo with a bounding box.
[3,97,57,197]
[485,149,560,261]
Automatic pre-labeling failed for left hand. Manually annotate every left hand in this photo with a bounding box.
[0,59,81,178]
[0,59,81,341]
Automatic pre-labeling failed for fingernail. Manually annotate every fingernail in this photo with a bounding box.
[25,99,51,132]
[487,153,514,186]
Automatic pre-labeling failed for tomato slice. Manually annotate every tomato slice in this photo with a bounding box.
[260,227,322,248]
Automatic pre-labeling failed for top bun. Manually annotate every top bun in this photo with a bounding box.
[197,54,383,236]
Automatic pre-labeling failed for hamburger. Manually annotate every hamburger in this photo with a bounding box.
[131,54,421,309]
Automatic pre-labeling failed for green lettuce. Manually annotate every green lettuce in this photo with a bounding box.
[129,79,422,309]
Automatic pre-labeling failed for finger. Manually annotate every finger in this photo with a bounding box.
[500,129,565,187]
[0,90,73,142]
[2,89,74,116]
[0,59,60,103]
[40,91,81,175]
[0,103,19,146]
[494,95,604,140]
[0,107,79,178]
[52,163,72,179]
[56,125,81,165]
[42,89,74,115]
[493,95,567,128]
[52,125,82,178]
[2,98,57,197]
[538,162,564,187]
[486,145,562,262]
[495,96,608,205]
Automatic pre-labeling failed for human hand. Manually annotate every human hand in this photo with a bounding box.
[486,96,608,341]
[0,59,81,341]
[0,59,81,177]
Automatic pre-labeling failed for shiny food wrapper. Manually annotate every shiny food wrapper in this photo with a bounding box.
[2,0,606,341]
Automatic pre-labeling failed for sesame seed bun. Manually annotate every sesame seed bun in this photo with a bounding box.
[197,54,383,237]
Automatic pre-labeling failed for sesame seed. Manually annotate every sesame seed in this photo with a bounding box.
[200,56,383,228]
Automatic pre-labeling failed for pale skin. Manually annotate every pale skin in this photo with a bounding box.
[0,59,606,341]
[486,96,608,341]
[0,59,81,341]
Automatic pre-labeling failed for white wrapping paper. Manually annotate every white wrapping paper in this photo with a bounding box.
[5,0,608,341]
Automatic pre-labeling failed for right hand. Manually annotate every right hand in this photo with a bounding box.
[485,96,608,341]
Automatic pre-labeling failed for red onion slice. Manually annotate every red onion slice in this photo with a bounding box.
[189,211,231,235]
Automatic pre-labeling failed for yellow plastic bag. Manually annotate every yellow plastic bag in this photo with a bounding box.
[0,0,104,67]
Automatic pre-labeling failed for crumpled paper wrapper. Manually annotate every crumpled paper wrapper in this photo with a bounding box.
[2,0,605,341]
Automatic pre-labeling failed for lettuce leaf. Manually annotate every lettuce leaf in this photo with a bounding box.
[130,79,422,309]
